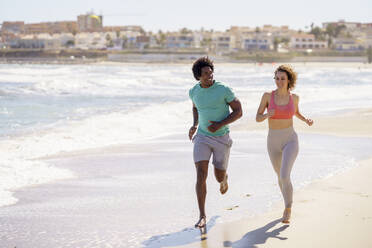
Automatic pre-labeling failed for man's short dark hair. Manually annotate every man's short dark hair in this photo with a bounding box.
[192,57,214,81]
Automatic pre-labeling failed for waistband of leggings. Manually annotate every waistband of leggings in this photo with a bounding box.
[268,126,295,135]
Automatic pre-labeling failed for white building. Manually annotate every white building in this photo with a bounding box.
[212,32,236,51]
[356,31,372,49]
[121,30,142,49]
[75,32,117,49]
[166,32,195,49]
[13,34,61,49]
[241,33,273,50]
[334,38,364,51]
[290,34,327,50]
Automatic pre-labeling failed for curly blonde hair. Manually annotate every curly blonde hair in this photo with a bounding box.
[275,64,297,90]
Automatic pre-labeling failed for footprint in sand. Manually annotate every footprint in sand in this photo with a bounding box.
[226,205,239,210]
[351,192,369,197]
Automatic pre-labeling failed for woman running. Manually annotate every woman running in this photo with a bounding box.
[256,65,313,223]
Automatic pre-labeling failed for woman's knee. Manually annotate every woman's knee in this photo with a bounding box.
[279,175,291,186]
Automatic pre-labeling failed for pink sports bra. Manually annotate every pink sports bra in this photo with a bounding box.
[267,91,295,119]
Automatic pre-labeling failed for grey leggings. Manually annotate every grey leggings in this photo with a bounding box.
[267,127,299,208]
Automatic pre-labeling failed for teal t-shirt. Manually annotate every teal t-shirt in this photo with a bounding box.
[189,81,235,136]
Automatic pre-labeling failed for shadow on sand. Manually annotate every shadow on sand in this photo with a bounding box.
[224,219,289,248]
[142,216,219,248]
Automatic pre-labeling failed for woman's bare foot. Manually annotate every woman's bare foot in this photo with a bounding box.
[282,208,291,223]
[220,174,228,194]
[195,216,207,228]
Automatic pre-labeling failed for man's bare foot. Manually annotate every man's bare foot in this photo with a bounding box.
[282,208,291,223]
[195,216,206,228]
[220,174,228,194]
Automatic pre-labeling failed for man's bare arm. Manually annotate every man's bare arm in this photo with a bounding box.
[208,99,243,133]
[189,103,199,140]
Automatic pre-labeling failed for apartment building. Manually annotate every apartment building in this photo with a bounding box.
[1,22,25,42]
[1,21,25,34]
[12,34,61,49]
[166,32,195,49]
[290,34,327,49]
[228,25,293,50]
[24,21,77,34]
[77,13,103,32]
[212,32,236,51]
[75,32,110,49]
[334,38,364,51]
[322,20,361,30]
[241,33,273,50]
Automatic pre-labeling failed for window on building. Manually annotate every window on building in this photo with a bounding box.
[219,43,229,48]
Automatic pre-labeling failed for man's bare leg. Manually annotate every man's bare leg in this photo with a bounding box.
[214,167,228,194]
[195,161,208,228]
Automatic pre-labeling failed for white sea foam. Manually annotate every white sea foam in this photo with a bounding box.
[0,100,191,206]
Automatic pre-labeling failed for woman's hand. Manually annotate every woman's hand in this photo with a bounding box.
[189,126,197,140]
[305,118,314,126]
[267,109,275,118]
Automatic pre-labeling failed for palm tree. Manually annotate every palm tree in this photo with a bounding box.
[273,37,281,51]
[157,30,167,48]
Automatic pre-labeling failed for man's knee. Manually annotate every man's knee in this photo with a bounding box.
[214,167,226,183]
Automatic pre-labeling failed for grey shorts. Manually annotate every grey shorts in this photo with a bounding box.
[192,133,233,170]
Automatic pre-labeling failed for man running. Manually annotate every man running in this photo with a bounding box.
[188,57,243,228]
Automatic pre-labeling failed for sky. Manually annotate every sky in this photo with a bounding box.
[1,0,371,32]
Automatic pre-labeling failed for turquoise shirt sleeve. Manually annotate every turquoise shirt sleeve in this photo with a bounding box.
[189,88,193,101]
[225,86,235,103]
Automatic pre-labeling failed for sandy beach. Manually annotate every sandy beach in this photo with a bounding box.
[176,157,372,248]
